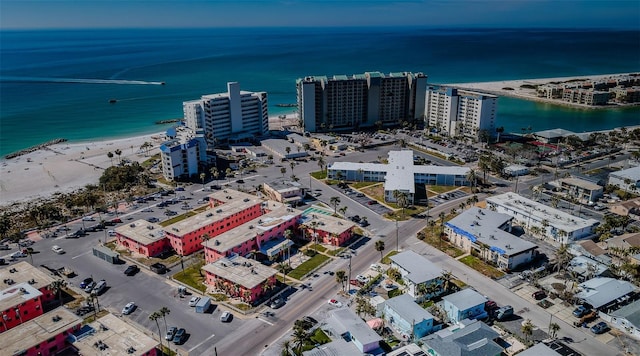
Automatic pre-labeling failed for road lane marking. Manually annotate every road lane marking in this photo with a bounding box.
[257,317,274,326]
[72,251,92,259]
[189,332,216,352]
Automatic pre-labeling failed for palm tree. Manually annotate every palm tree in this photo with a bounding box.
[466,169,478,192]
[280,167,287,178]
[107,151,114,166]
[554,244,571,273]
[338,206,347,216]
[49,279,67,307]
[336,270,347,292]
[114,149,122,164]
[438,212,446,249]
[159,307,170,336]
[289,161,296,174]
[549,322,560,339]
[149,311,164,350]
[200,172,206,187]
[330,196,341,214]
[283,228,293,265]
[291,325,309,355]
[393,190,409,218]
[281,340,292,356]
[210,167,220,182]
[317,156,326,174]
[440,270,453,293]
[521,319,534,344]
[375,240,385,262]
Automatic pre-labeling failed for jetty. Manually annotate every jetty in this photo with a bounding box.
[4,138,68,160]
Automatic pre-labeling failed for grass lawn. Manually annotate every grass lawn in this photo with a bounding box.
[350,181,379,189]
[159,211,197,227]
[310,328,331,344]
[427,185,457,194]
[310,171,327,179]
[231,302,252,311]
[384,205,427,221]
[388,288,404,298]
[141,153,161,168]
[173,261,207,292]
[418,225,465,258]
[104,241,117,250]
[83,309,109,324]
[381,250,399,264]
[288,254,330,280]
[327,247,346,256]
[308,244,327,253]
[193,205,209,213]
[210,293,228,301]
[360,183,384,202]
[459,255,505,279]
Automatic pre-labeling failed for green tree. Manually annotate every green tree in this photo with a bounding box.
[375,240,385,262]
[330,196,341,214]
[49,279,67,307]
[336,270,347,292]
[291,325,309,355]
[149,311,164,350]
[200,172,206,187]
[159,306,171,336]
[521,319,534,344]
[280,167,287,178]
[107,151,114,166]
[549,322,560,339]
[114,148,122,164]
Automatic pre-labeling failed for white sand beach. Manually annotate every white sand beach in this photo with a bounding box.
[445,72,636,108]
[0,113,300,207]
[0,133,165,206]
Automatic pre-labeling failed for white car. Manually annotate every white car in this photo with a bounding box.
[10,251,26,259]
[370,264,382,272]
[356,275,368,284]
[82,216,95,221]
[122,302,136,315]
[52,245,65,254]
[220,311,232,322]
[328,299,343,308]
[188,296,200,307]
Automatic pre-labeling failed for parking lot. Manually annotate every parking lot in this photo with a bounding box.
[327,183,393,215]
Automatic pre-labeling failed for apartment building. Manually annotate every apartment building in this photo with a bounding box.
[611,86,640,103]
[202,255,277,304]
[115,219,170,258]
[159,127,207,181]
[548,177,603,204]
[425,86,497,140]
[183,82,268,147]
[262,178,306,204]
[608,166,640,194]
[297,71,427,132]
[327,150,469,204]
[562,88,611,106]
[486,193,600,243]
[298,212,357,247]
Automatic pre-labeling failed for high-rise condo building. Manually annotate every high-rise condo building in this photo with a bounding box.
[425,86,497,140]
[296,71,427,132]
[159,127,207,181]
[183,82,268,147]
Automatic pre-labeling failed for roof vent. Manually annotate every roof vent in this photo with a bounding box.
[52,315,62,322]
[129,223,136,228]
[206,213,213,217]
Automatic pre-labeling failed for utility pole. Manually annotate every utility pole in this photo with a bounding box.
[396,219,399,252]
[348,255,352,295]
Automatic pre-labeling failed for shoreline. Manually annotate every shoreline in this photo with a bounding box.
[444,72,640,110]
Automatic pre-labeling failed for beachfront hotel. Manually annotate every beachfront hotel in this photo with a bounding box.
[296,71,427,132]
[159,126,208,181]
[425,86,497,141]
[183,82,268,148]
[327,150,470,204]
[486,193,600,244]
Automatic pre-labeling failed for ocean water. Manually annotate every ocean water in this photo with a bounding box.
[1,27,639,156]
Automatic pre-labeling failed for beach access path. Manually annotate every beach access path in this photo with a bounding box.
[445,72,637,108]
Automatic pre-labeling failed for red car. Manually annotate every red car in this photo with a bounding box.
[111,218,122,223]
[367,200,378,205]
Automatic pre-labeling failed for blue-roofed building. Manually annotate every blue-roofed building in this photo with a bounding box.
[445,207,538,271]
[421,318,502,356]
[442,289,488,324]
[159,127,207,181]
[382,293,435,339]
[389,250,444,302]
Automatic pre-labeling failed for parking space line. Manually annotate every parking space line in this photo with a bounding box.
[257,317,274,325]
[72,251,92,259]
[188,332,216,352]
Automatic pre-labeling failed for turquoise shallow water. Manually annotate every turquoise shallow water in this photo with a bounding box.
[1,27,639,156]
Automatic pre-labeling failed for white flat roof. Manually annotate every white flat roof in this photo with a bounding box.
[115,219,164,245]
[299,213,357,235]
[168,190,262,237]
[558,177,603,191]
[0,307,81,355]
[487,193,599,232]
[0,262,56,292]
[203,203,300,253]
[202,255,277,289]
[385,150,416,193]
[611,166,640,181]
[71,313,159,356]
[0,282,42,312]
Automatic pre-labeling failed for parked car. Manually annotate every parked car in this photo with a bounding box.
[172,328,187,344]
[367,200,378,205]
[84,281,97,293]
[220,311,232,322]
[328,299,343,307]
[175,187,185,192]
[356,275,368,284]
[189,297,200,307]
[122,302,136,315]
[0,244,10,250]
[52,245,65,254]
[92,280,107,295]
[532,290,547,300]
[370,264,382,272]
[496,305,514,320]
[124,265,139,276]
[573,305,590,317]
[80,277,93,289]
[147,217,160,223]
[10,251,26,259]
[165,326,177,340]
[111,218,122,223]
[591,321,609,334]
[150,263,167,274]
[82,216,95,221]
[270,298,285,309]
